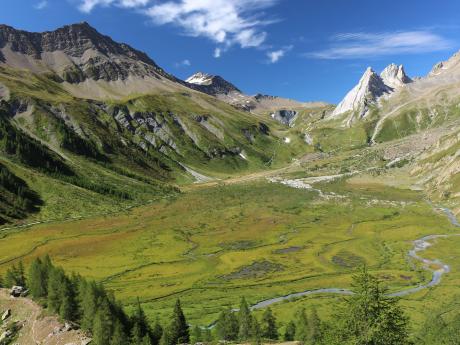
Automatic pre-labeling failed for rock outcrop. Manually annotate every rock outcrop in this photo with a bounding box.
[380,64,412,89]
[0,22,175,83]
[331,67,392,120]
[186,72,241,95]
[331,64,412,124]
[271,109,298,127]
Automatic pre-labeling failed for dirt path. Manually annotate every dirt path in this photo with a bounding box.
[0,289,89,345]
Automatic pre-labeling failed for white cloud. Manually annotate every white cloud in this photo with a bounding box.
[76,0,279,57]
[34,0,48,9]
[144,0,279,52]
[214,48,222,58]
[175,59,191,67]
[78,0,150,13]
[267,45,292,63]
[308,30,454,59]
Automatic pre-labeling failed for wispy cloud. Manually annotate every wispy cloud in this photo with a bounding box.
[144,0,279,51]
[175,59,191,67]
[34,0,48,10]
[214,48,222,58]
[78,0,149,13]
[77,0,279,56]
[308,30,454,59]
[266,45,292,63]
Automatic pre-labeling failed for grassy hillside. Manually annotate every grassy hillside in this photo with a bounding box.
[0,173,456,330]
[0,65,327,225]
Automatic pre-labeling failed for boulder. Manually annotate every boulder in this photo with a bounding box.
[0,330,12,342]
[10,286,25,298]
[1,309,11,321]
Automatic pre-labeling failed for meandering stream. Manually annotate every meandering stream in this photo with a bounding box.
[250,180,460,309]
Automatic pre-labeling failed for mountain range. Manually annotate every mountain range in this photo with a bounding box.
[1,21,460,223]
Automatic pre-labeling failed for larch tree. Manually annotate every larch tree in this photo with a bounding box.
[238,297,253,341]
[168,299,189,345]
[261,307,278,340]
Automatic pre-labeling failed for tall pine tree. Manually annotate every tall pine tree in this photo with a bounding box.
[92,298,114,345]
[261,307,278,340]
[238,297,253,341]
[216,308,238,341]
[110,320,128,345]
[168,299,189,345]
[307,308,322,344]
[28,258,47,298]
[295,308,309,343]
[47,267,65,313]
[284,321,296,341]
[331,266,411,345]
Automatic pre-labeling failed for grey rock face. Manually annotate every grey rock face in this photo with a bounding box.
[271,110,298,126]
[0,22,174,83]
[1,309,11,321]
[380,63,412,89]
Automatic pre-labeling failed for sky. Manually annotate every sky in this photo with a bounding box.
[1,0,460,103]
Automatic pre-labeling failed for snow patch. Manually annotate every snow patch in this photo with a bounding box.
[186,72,213,85]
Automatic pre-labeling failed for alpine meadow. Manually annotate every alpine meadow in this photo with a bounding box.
[1,1,460,344]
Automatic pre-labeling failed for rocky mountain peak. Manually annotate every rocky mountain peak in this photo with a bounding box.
[186,72,214,85]
[429,50,460,77]
[380,63,412,89]
[185,72,241,95]
[0,22,171,83]
[331,67,392,119]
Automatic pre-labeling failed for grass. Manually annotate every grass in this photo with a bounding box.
[2,64,460,335]
[0,176,457,330]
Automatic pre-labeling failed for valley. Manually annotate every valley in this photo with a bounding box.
[1,21,460,343]
[1,148,459,332]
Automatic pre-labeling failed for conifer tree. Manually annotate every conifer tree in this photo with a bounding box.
[251,316,261,345]
[216,308,238,341]
[59,277,77,321]
[16,260,26,286]
[331,266,411,345]
[295,308,309,343]
[28,258,47,298]
[307,308,321,344]
[203,328,212,343]
[191,325,202,344]
[92,298,114,345]
[284,321,296,341]
[261,307,278,340]
[152,317,164,345]
[168,299,189,345]
[132,298,151,340]
[160,329,172,345]
[47,267,64,313]
[110,320,128,345]
[131,323,144,345]
[142,336,153,345]
[237,297,253,341]
[5,264,22,287]
[81,281,98,331]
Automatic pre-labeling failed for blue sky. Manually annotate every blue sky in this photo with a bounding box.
[1,0,460,103]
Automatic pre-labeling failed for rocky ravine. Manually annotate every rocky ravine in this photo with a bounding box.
[0,289,90,345]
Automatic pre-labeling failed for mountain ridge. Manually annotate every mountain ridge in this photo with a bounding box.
[331,64,412,125]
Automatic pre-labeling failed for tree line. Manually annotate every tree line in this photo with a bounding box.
[0,257,187,345]
[2,258,450,345]
[0,162,42,222]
